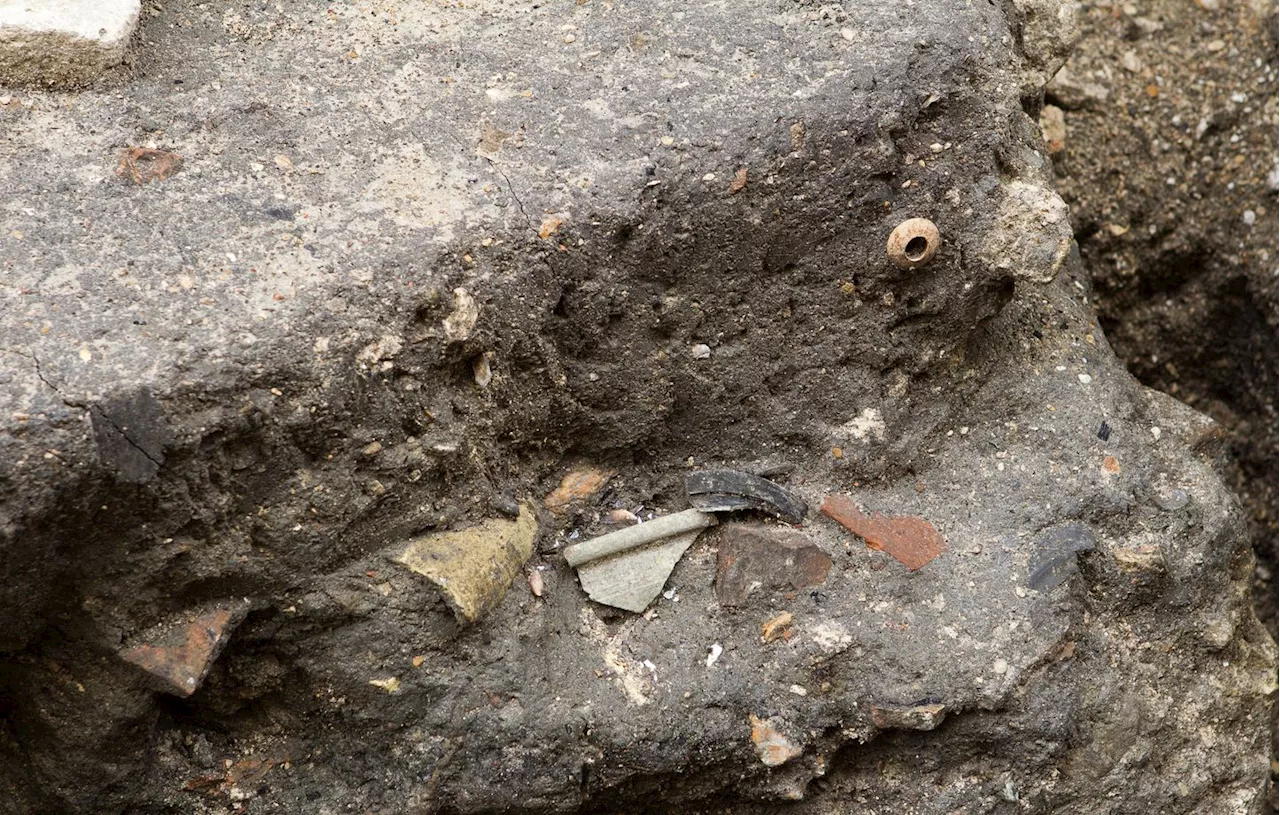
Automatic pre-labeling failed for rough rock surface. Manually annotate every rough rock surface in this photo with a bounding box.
[0,1,1273,814]
[0,0,141,88]
[1047,4,1280,799]
[1043,0,1279,636]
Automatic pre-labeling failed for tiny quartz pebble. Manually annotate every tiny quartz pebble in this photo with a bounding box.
[691,343,711,359]
[1242,210,1256,226]
[1077,373,1093,384]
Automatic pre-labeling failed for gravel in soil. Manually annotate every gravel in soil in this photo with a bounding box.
[1045,0,1279,637]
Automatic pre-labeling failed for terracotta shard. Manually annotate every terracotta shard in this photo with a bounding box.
[821,495,946,571]
[119,603,247,697]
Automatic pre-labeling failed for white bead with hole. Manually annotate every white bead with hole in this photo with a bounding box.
[886,218,941,269]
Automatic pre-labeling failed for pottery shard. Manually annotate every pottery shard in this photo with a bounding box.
[396,504,538,623]
[870,702,948,731]
[119,603,248,697]
[821,495,946,571]
[714,524,832,607]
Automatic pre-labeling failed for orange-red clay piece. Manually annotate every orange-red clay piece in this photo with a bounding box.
[821,494,946,571]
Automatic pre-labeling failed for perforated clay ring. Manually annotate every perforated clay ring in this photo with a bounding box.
[886,218,940,269]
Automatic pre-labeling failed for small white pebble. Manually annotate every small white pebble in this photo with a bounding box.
[1077,373,1093,384]
[473,354,493,387]
[788,684,808,696]
[690,343,711,360]
[1150,426,1162,440]
[993,658,1009,675]
[1243,210,1257,226]
[1014,586,1027,598]
[706,643,723,667]
[702,173,716,182]
[840,28,854,40]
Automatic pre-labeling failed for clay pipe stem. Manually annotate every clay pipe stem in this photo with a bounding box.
[563,508,718,567]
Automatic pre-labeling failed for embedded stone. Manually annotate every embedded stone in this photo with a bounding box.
[119,603,247,697]
[714,524,832,606]
[870,703,948,731]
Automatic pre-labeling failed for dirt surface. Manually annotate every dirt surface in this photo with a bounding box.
[1048,6,1280,804]
[0,1,1276,813]
[1044,0,1279,635]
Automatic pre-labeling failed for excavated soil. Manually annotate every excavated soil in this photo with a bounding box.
[1045,0,1279,636]
[0,1,1276,813]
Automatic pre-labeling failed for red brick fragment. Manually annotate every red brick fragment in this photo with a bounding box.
[119,604,246,697]
[821,495,946,571]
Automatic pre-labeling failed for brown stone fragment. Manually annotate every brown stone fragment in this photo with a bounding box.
[1039,103,1066,154]
[544,468,612,514]
[714,524,832,607]
[749,714,803,767]
[761,611,794,643]
[119,603,247,697]
[821,495,946,571]
[1112,543,1164,574]
[870,702,948,731]
[116,147,183,185]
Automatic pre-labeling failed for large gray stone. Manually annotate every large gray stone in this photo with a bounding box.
[0,0,139,87]
[0,1,1272,813]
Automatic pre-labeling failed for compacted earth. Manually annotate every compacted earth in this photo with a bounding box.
[1053,2,1279,803]
[0,1,1275,814]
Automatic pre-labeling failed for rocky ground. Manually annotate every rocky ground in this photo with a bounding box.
[1043,0,1279,636]
[1053,3,1280,804]
[0,1,1275,814]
